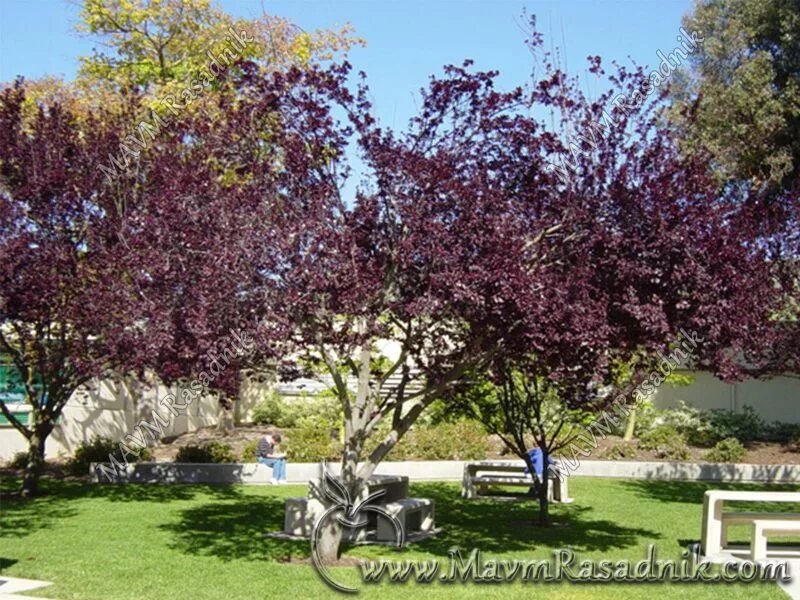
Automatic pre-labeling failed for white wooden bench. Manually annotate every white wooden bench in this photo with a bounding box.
[375,498,434,541]
[701,490,800,558]
[751,519,800,561]
[462,460,572,503]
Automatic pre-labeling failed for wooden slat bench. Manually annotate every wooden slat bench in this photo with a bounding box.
[461,460,572,502]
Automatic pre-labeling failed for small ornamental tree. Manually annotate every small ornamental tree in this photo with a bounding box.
[218,28,776,558]
[233,32,770,560]
[444,36,780,526]
[0,84,137,496]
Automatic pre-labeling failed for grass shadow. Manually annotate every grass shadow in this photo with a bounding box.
[0,558,18,572]
[159,494,308,562]
[407,482,660,555]
[0,486,81,539]
[0,475,246,540]
[621,479,800,511]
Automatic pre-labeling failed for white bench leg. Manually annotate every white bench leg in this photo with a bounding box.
[554,476,571,503]
[702,496,724,557]
[420,505,434,532]
[377,506,434,540]
[751,523,768,561]
[461,466,476,499]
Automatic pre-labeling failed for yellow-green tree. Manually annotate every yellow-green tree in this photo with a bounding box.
[6,0,362,127]
[77,0,361,96]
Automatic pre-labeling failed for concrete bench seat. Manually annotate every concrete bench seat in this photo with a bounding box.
[701,490,800,558]
[474,475,537,485]
[751,519,800,561]
[721,512,800,548]
[375,498,435,542]
[283,474,411,540]
[462,461,573,503]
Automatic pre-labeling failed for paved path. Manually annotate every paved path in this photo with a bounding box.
[778,560,800,599]
[0,577,52,598]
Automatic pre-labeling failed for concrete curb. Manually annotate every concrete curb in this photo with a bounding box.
[89,459,800,485]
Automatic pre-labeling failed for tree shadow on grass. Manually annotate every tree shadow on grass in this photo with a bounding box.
[157,481,665,565]
[0,558,17,572]
[1,498,79,539]
[0,476,247,539]
[404,482,659,555]
[78,482,243,503]
[159,495,308,563]
[620,480,800,511]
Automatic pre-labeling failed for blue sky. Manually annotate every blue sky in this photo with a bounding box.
[0,1,695,199]
[1,0,693,127]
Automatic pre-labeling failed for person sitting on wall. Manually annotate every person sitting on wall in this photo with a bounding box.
[256,433,287,484]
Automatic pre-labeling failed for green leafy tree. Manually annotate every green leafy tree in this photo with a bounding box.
[671,0,800,376]
[671,0,800,189]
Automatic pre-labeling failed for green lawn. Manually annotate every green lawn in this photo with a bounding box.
[0,476,796,599]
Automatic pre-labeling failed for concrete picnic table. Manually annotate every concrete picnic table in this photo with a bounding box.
[461,459,571,502]
[700,489,800,557]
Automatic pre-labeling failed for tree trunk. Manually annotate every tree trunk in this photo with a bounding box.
[314,511,343,564]
[538,468,550,526]
[538,451,551,526]
[314,438,363,564]
[622,407,637,441]
[20,430,47,497]
[215,403,234,434]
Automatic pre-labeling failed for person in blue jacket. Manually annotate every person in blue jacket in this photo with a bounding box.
[523,447,558,479]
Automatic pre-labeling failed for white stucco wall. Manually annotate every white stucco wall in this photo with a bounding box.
[2,368,799,463]
[0,376,222,461]
[653,370,800,424]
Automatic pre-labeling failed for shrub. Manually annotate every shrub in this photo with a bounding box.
[174,445,212,463]
[284,415,342,462]
[392,420,490,461]
[763,421,800,444]
[704,437,747,463]
[206,441,237,463]
[707,406,764,443]
[68,436,155,475]
[251,392,289,427]
[175,441,236,463]
[659,403,767,446]
[241,439,259,462]
[252,391,340,429]
[631,401,661,438]
[638,425,690,460]
[659,402,716,446]
[7,451,29,469]
[601,442,637,460]
[68,436,118,475]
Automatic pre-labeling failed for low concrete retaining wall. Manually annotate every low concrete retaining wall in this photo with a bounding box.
[89,460,471,484]
[571,460,800,482]
[90,459,800,485]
